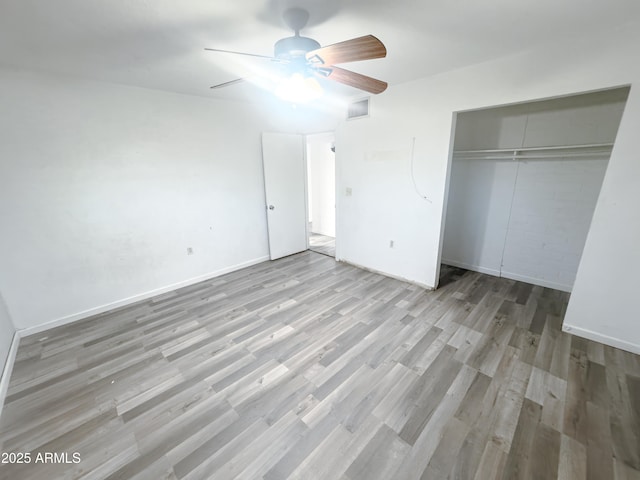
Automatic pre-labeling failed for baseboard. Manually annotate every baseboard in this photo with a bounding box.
[499,271,572,293]
[338,259,434,290]
[0,331,20,420]
[562,323,640,355]
[441,259,501,277]
[18,255,270,338]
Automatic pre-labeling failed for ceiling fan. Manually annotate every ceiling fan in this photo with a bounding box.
[205,8,387,99]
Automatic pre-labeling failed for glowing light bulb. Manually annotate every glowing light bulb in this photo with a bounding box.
[275,73,323,103]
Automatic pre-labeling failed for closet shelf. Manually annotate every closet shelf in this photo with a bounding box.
[453,143,614,161]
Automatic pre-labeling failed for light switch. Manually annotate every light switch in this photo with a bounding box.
[346,187,352,196]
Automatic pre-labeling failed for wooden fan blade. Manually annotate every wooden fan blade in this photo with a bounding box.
[204,48,288,63]
[210,78,245,89]
[306,35,386,66]
[320,66,387,94]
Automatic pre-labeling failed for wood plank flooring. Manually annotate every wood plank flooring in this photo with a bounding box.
[1,253,639,479]
[308,233,335,258]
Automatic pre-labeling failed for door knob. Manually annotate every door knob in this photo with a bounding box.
[268,205,275,210]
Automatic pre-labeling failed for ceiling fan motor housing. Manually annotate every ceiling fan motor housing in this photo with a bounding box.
[274,36,320,59]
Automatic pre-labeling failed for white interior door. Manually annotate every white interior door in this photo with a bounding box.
[262,132,308,260]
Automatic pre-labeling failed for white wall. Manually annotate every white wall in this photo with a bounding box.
[500,157,609,291]
[307,133,336,237]
[443,157,611,292]
[0,68,340,331]
[442,159,518,276]
[336,21,640,352]
[0,291,16,378]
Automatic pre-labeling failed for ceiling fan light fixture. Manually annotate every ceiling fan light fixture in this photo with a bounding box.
[206,8,387,96]
[274,73,323,104]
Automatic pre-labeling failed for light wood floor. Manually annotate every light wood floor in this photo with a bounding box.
[1,253,639,479]
[309,233,335,258]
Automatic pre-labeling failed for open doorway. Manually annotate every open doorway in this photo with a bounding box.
[306,132,336,258]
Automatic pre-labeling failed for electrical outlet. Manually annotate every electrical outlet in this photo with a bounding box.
[346,187,353,196]
[187,247,194,255]
[389,240,394,248]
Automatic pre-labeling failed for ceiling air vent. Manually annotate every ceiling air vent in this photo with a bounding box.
[347,98,370,120]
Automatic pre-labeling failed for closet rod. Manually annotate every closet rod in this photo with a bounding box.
[453,142,614,155]
[454,152,612,161]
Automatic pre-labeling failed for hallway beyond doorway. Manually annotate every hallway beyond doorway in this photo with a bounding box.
[309,232,335,257]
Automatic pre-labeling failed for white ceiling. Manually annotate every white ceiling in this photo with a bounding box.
[1,0,639,102]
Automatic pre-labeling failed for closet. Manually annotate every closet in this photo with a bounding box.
[442,87,629,292]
